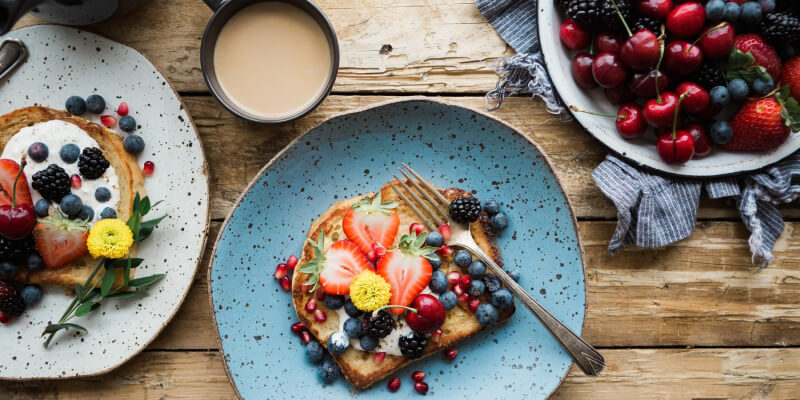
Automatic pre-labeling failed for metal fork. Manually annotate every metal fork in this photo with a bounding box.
[390,163,604,376]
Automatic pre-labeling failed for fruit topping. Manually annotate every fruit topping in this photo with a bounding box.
[0,280,24,318]
[0,235,34,263]
[143,161,155,177]
[412,371,426,382]
[377,232,437,314]
[403,294,446,334]
[20,285,42,305]
[304,298,317,313]
[398,331,428,360]
[476,303,499,326]
[78,147,110,180]
[86,94,106,114]
[27,142,48,163]
[306,340,324,364]
[100,207,117,219]
[448,196,481,223]
[387,377,401,392]
[408,222,425,235]
[32,212,89,270]
[428,270,448,294]
[373,351,386,364]
[734,34,783,81]
[65,96,86,116]
[326,331,349,354]
[32,164,70,203]
[724,87,800,151]
[119,115,137,132]
[414,381,429,395]
[100,115,117,128]
[318,357,341,384]
[124,135,145,155]
[59,194,83,218]
[300,330,312,344]
[349,269,392,311]
[116,102,129,116]
[297,231,374,295]
[0,160,36,240]
[314,308,327,322]
[443,347,458,361]
[59,143,80,164]
[760,11,800,43]
[364,309,395,338]
[438,290,457,310]
[342,193,400,254]
[290,321,306,335]
[360,334,379,351]
[343,317,363,338]
[490,288,515,309]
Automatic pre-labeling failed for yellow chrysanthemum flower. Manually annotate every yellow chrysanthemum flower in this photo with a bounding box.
[87,219,134,259]
[349,270,392,312]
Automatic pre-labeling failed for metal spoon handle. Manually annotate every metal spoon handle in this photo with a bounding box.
[0,38,27,82]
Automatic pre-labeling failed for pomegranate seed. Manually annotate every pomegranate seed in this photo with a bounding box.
[444,347,458,361]
[279,276,291,291]
[468,297,481,312]
[70,174,82,189]
[437,245,453,257]
[301,280,311,291]
[305,299,317,313]
[459,275,472,289]
[374,352,386,364]
[431,329,443,342]
[300,330,312,344]
[100,115,117,128]
[387,377,401,392]
[414,381,429,395]
[412,371,425,382]
[290,321,306,335]
[372,243,386,258]
[439,224,452,240]
[316,289,326,301]
[314,309,327,322]
[286,254,298,269]
[409,222,425,235]
[116,102,129,116]
[447,271,461,285]
[366,250,378,263]
[0,311,10,324]
[274,264,288,280]
[143,161,155,176]
[457,292,469,303]
[453,284,465,296]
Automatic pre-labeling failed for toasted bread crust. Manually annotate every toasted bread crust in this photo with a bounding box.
[291,182,514,389]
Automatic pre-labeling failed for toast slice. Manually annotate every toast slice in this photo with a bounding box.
[0,106,145,287]
[292,182,514,389]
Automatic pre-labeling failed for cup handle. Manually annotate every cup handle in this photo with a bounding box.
[203,0,227,11]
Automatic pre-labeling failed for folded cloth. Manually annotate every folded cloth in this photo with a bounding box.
[475,0,799,267]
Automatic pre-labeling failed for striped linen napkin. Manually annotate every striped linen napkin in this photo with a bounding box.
[475,0,800,267]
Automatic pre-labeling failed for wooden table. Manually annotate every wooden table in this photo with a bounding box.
[3,1,799,398]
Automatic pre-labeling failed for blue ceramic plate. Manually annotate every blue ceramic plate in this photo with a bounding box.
[209,98,586,399]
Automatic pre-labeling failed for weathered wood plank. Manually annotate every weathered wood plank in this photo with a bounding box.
[2,349,798,399]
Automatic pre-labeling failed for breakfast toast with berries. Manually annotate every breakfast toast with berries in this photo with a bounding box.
[0,106,144,287]
[292,181,514,389]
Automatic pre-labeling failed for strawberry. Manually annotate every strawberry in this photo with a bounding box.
[0,160,32,207]
[734,34,782,82]
[725,86,800,151]
[342,194,400,254]
[782,56,800,102]
[32,213,89,270]
[377,232,438,315]
[297,231,374,295]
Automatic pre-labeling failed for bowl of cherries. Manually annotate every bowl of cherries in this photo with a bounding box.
[540,0,800,177]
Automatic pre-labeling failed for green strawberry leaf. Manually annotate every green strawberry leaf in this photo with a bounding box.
[727,48,754,70]
[776,85,800,132]
[725,49,771,85]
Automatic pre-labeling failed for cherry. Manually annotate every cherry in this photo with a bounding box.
[570,104,646,139]
[686,123,712,158]
[643,92,680,129]
[571,53,597,89]
[697,22,735,60]
[675,82,709,114]
[666,2,706,38]
[621,30,661,71]
[663,41,703,76]
[656,92,695,164]
[636,0,673,19]
[604,85,636,104]
[592,51,628,88]
[628,69,669,97]
[560,18,591,50]
[404,294,447,334]
[0,160,36,240]
[594,33,624,54]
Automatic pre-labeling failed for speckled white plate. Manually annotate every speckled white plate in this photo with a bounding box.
[0,25,209,380]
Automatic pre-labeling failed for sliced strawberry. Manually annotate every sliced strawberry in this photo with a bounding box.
[342,193,400,254]
[377,232,438,314]
[32,214,89,270]
[0,160,32,207]
[297,233,373,295]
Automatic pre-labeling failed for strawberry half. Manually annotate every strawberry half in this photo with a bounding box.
[297,231,374,295]
[377,232,438,315]
[32,213,89,270]
[0,159,32,207]
[725,86,800,151]
[342,193,400,254]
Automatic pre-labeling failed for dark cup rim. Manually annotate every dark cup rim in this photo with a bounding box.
[200,0,340,125]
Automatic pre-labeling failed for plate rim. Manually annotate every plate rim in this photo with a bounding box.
[207,96,589,400]
[0,24,211,381]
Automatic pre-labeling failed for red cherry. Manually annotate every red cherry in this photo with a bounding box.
[675,82,709,114]
[571,53,597,89]
[604,85,637,105]
[621,30,660,71]
[643,92,680,129]
[387,377,401,392]
[592,51,628,88]
[143,161,155,176]
[628,69,669,98]
[657,131,695,164]
[636,0,673,19]
[406,294,447,334]
[594,33,624,54]
[698,23,735,60]
[666,2,706,38]
[414,381,429,395]
[412,371,426,382]
[0,161,35,240]
[616,103,647,139]
[560,18,591,50]
[686,124,712,158]
[409,222,425,235]
[663,41,703,76]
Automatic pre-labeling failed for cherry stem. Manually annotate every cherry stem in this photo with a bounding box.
[375,304,417,314]
[655,41,666,103]
[672,93,690,140]
[10,159,25,209]
[610,0,633,37]
[569,105,625,120]
[688,22,727,53]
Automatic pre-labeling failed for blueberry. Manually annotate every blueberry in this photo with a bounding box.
[34,199,50,217]
[439,290,458,310]
[709,86,730,108]
[424,231,443,247]
[21,285,42,305]
[100,207,117,219]
[710,121,733,145]
[467,260,486,278]
[723,2,741,21]
[490,212,509,232]
[752,76,774,96]
[306,340,324,364]
[740,1,762,25]
[85,94,106,113]
[482,274,502,292]
[490,288,514,308]
[119,115,136,132]
[758,0,775,12]
[60,194,82,217]
[705,0,726,21]
[317,357,341,384]
[727,78,749,100]
[65,96,86,115]
[27,142,49,162]
[429,270,449,294]
[78,205,94,221]
[344,317,363,338]
[26,253,44,272]
[326,331,349,355]
[95,187,112,202]
[59,143,80,163]
[453,250,472,267]
[482,199,500,215]
[426,253,442,270]
[468,280,486,297]
[476,303,499,326]
[508,269,521,282]
[359,334,379,351]
[324,294,345,310]
[123,134,145,154]
[0,261,18,278]
[344,299,363,318]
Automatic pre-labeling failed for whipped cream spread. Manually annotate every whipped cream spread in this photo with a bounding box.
[1,120,120,221]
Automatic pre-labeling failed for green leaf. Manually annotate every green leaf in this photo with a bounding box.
[43,323,87,334]
[74,284,85,299]
[108,258,144,269]
[74,301,97,317]
[132,192,141,213]
[100,267,116,298]
[135,226,154,243]
[727,48,754,70]
[128,211,141,239]
[140,196,151,216]
[128,273,166,288]
[105,291,141,299]
[140,215,166,229]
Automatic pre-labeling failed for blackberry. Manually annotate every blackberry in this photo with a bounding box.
[776,0,800,15]
[0,236,35,262]
[78,147,109,179]
[398,331,428,360]
[598,0,632,33]
[567,0,600,28]
[449,196,481,223]
[556,0,571,11]
[0,281,25,318]
[32,164,70,202]
[482,273,503,293]
[689,63,727,91]
[760,12,800,43]
[364,310,394,338]
[632,15,662,36]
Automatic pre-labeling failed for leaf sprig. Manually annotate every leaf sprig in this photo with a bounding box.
[725,48,772,84]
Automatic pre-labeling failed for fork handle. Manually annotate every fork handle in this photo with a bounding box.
[465,246,605,376]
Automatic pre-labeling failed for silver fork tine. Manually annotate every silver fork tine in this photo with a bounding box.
[402,163,450,207]
[398,169,450,221]
[392,175,446,228]
[388,181,438,231]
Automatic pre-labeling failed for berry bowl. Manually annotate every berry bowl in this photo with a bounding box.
[538,1,800,178]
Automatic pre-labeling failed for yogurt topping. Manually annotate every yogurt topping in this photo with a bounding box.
[1,120,120,221]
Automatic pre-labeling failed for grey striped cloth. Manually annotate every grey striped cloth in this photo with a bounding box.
[476,0,800,267]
